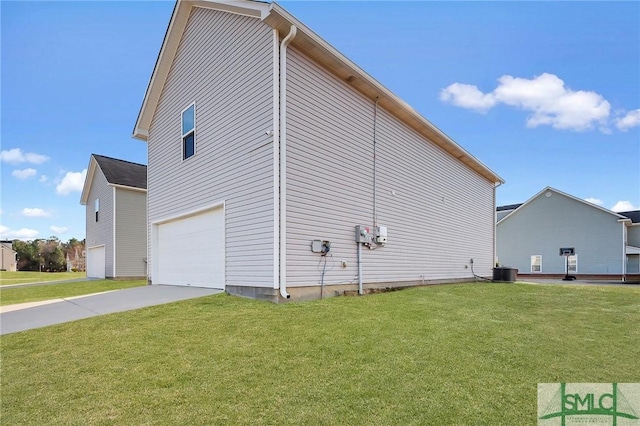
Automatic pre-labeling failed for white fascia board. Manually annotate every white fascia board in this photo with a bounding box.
[79,156,99,205]
[108,184,148,193]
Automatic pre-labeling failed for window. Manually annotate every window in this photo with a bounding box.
[567,255,578,273]
[182,103,195,160]
[95,199,100,222]
[531,255,542,273]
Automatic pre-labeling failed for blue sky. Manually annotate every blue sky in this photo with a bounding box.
[2,1,639,241]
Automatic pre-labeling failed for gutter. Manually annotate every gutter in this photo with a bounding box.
[279,25,297,300]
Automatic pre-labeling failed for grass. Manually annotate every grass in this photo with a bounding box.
[1,283,639,425]
[0,279,146,306]
[0,271,86,286]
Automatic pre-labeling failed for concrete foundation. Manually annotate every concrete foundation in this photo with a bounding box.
[227,276,486,303]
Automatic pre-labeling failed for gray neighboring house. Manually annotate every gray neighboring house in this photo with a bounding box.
[1,240,17,271]
[132,0,504,301]
[496,187,640,280]
[80,154,147,279]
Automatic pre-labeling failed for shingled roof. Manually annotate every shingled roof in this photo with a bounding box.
[496,203,523,212]
[93,154,147,190]
[619,210,640,224]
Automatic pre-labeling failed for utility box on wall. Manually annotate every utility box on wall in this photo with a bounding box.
[374,226,387,245]
[355,225,373,244]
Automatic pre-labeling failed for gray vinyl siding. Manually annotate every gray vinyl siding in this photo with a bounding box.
[147,7,275,287]
[497,210,516,222]
[628,225,640,274]
[115,189,147,277]
[497,192,623,274]
[628,225,640,247]
[285,47,495,287]
[85,168,114,277]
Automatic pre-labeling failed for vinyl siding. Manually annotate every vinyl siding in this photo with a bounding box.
[628,225,640,247]
[115,188,147,277]
[497,210,516,222]
[628,225,640,274]
[496,191,623,274]
[85,168,114,277]
[285,47,495,287]
[147,7,275,287]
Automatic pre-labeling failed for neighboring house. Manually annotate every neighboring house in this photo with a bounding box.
[132,0,504,301]
[496,187,640,280]
[80,154,147,279]
[624,210,640,275]
[496,204,522,222]
[66,248,86,272]
[1,241,17,271]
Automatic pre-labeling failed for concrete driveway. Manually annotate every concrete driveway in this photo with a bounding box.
[0,285,222,335]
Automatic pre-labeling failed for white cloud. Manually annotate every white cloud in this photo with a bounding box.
[611,201,639,212]
[0,225,40,240]
[21,208,51,218]
[439,83,497,112]
[584,197,603,206]
[0,148,49,164]
[614,109,640,131]
[440,73,611,132]
[56,169,87,195]
[39,175,48,183]
[50,225,69,234]
[11,168,37,180]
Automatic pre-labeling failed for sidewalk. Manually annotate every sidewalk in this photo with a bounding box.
[0,285,222,335]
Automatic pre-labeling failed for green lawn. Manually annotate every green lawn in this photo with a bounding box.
[1,283,638,425]
[0,279,146,306]
[0,271,86,286]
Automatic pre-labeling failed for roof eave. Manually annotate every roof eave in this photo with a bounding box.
[266,2,503,184]
[134,0,503,184]
[79,156,99,205]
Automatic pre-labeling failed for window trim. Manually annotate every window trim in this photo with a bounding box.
[531,255,542,273]
[95,198,100,222]
[181,102,196,160]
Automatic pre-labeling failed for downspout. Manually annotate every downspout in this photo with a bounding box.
[493,181,503,270]
[622,222,627,281]
[279,25,297,300]
[272,29,280,292]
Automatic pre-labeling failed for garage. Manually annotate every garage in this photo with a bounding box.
[154,206,225,289]
[87,245,106,278]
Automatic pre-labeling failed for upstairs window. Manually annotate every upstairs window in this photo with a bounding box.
[95,199,100,222]
[182,103,195,160]
[531,255,542,273]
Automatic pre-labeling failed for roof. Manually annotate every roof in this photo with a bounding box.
[132,0,504,185]
[496,186,629,225]
[80,154,147,205]
[619,210,640,224]
[93,155,147,189]
[496,203,522,212]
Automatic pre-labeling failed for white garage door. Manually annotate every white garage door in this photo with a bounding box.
[155,207,225,289]
[87,246,106,279]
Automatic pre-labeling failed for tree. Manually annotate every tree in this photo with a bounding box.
[13,239,39,271]
[13,237,86,272]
